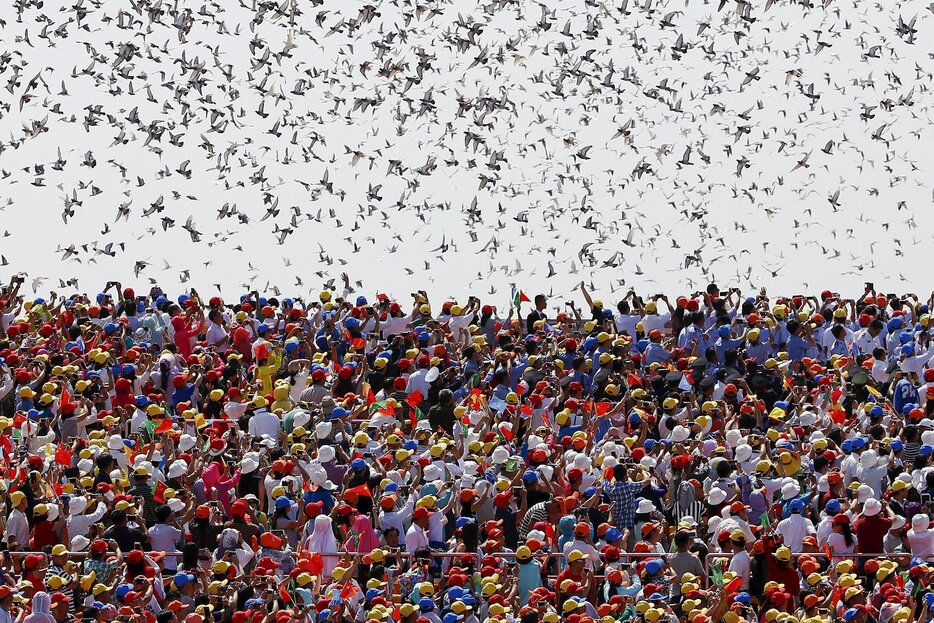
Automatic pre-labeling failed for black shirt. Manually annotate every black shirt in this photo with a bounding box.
[427,404,456,434]
[103,524,149,551]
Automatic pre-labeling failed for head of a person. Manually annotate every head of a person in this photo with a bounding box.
[534,294,546,311]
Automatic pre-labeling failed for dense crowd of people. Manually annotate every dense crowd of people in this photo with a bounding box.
[0,275,932,623]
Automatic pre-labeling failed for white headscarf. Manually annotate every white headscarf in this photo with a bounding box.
[304,515,339,579]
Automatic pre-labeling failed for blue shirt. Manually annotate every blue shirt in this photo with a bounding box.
[893,378,919,415]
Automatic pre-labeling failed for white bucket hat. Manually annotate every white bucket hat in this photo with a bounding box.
[178,434,197,452]
[317,445,336,463]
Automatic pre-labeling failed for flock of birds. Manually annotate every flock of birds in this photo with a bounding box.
[0,0,931,302]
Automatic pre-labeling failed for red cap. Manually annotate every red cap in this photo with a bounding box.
[413,507,433,521]
[90,540,108,554]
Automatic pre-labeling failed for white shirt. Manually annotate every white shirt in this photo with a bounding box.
[67,502,107,539]
[775,514,816,552]
[149,523,183,570]
[908,528,934,560]
[205,323,228,347]
[5,509,28,548]
[405,369,431,398]
[728,549,751,591]
[247,409,281,438]
[641,311,671,335]
[562,539,600,570]
[405,523,430,552]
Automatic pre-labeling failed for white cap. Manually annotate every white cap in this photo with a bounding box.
[912,514,930,531]
[240,453,259,475]
[863,498,881,516]
[670,425,690,443]
[315,422,333,439]
[423,465,442,481]
[167,498,185,512]
[708,488,727,505]
[71,535,90,551]
[178,434,197,452]
[734,444,752,463]
[69,496,88,514]
[167,460,188,480]
[425,367,440,383]
[781,482,800,500]
[317,445,336,463]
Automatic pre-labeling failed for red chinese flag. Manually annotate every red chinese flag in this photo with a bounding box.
[340,580,361,600]
[346,483,372,499]
[594,402,612,416]
[54,443,72,467]
[153,480,168,504]
[363,383,376,406]
[406,390,424,409]
[278,579,292,603]
[60,387,71,410]
[308,552,323,575]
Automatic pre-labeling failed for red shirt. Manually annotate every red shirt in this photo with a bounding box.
[853,514,893,554]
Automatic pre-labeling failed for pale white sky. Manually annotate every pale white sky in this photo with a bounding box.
[0,0,930,310]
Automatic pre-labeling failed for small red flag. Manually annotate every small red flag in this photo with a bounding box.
[308,552,323,575]
[278,578,292,603]
[594,402,612,416]
[363,383,376,406]
[153,480,168,504]
[54,443,72,467]
[406,391,424,409]
[340,580,361,600]
[345,483,372,499]
[154,418,174,434]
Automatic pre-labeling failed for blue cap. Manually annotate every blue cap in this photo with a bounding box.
[384,482,399,494]
[644,558,663,575]
[891,439,905,452]
[115,584,133,600]
[417,331,430,343]
[643,439,656,452]
[403,440,418,451]
[735,593,751,605]
[628,412,642,426]
[870,405,884,417]
[330,407,349,419]
[522,470,539,484]
[843,608,860,623]
[825,499,841,514]
[178,294,190,304]
[122,364,135,375]
[637,339,649,352]
[257,324,270,334]
[318,610,331,621]
[455,517,474,530]
[888,318,903,330]
[351,458,367,471]
[584,486,596,498]
[284,340,298,353]
[283,298,294,307]
[901,344,915,356]
[419,598,435,611]
[245,599,265,609]
[135,396,150,407]
[91,602,106,610]
[605,527,623,543]
[789,499,805,513]
[717,325,731,337]
[462,595,476,607]
[900,331,914,344]
[356,296,368,306]
[275,496,291,509]
[173,573,194,587]
[447,587,464,601]
[365,589,383,601]
[773,401,789,411]
[443,614,461,623]
[648,593,665,601]
[920,445,933,457]
[103,323,118,334]
[345,317,361,331]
